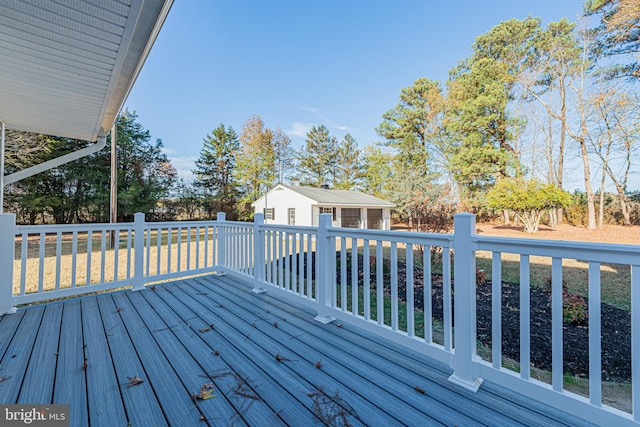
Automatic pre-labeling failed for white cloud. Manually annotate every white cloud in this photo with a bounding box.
[285,122,314,139]
[294,105,352,134]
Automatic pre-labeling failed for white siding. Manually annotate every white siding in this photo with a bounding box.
[253,188,314,226]
[254,186,392,230]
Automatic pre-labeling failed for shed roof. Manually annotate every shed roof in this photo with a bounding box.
[272,184,394,207]
[0,0,173,141]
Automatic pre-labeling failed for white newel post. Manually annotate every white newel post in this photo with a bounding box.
[314,213,335,324]
[449,213,483,391]
[216,212,226,268]
[131,212,146,291]
[252,213,267,293]
[0,213,17,314]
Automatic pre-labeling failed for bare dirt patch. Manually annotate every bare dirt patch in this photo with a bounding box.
[475,221,640,244]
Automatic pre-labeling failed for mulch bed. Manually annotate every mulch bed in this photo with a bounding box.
[385,266,632,382]
[307,252,631,381]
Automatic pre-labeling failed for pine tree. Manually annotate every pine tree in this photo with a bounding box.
[334,134,363,190]
[235,115,275,216]
[193,123,240,218]
[296,124,336,187]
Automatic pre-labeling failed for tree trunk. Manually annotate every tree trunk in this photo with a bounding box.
[578,136,597,229]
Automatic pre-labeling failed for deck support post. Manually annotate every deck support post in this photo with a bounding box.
[0,213,17,314]
[314,213,335,324]
[449,213,483,392]
[131,212,146,291]
[216,212,226,269]
[252,213,267,293]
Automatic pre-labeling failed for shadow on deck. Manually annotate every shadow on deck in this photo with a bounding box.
[0,274,596,426]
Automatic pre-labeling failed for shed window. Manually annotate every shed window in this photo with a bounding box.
[320,207,336,220]
[264,208,275,220]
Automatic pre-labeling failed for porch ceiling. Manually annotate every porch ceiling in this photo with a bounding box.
[0,0,173,142]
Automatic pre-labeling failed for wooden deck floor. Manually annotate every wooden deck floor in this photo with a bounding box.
[0,274,596,426]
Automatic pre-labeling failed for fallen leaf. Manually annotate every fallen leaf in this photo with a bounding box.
[314,361,322,369]
[150,285,157,292]
[193,382,216,400]
[126,376,144,387]
[414,386,426,394]
[337,324,343,328]
[209,324,215,329]
[275,352,291,362]
[82,358,88,371]
[115,307,123,313]
[213,350,220,356]
[252,322,257,328]
[199,327,210,333]
[273,322,278,328]
[0,375,9,382]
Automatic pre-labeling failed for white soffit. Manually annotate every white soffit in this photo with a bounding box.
[0,0,173,141]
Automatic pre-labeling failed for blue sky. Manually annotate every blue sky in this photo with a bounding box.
[124,0,586,182]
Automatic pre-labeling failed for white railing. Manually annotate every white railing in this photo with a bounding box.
[0,211,637,425]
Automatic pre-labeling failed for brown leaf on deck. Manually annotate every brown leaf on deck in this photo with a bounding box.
[199,327,210,333]
[315,361,322,369]
[126,376,144,387]
[82,358,88,371]
[414,386,426,394]
[213,350,220,356]
[275,352,294,363]
[273,321,278,328]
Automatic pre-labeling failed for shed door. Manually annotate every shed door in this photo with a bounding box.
[367,209,383,229]
[341,208,361,228]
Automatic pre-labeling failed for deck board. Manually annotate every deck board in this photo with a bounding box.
[151,281,320,426]
[53,299,88,426]
[105,292,204,427]
[81,298,128,427]
[97,294,169,427]
[181,277,454,426]
[0,306,44,403]
[18,303,62,404]
[0,273,599,427]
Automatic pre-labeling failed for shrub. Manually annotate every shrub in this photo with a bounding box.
[486,178,572,233]
[562,288,588,324]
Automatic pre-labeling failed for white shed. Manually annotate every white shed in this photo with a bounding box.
[252,184,394,230]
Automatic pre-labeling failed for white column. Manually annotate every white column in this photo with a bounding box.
[131,212,146,291]
[216,212,226,268]
[0,213,17,314]
[448,213,483,391]
[314,213,335,324]
[252,213,267,293]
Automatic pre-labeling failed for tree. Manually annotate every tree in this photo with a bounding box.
[588,87,639,225]
[272,127,295,184]
[586,0,640,79]
[334,134,363,190]
[377,78,445,177]
[6,110,177,223]
[446,56,520,202]
[109,110,178,222]
[193,123,240,218]
[487,178,572,232]
[295,124,336,187]
[523,19,582,225]
[235,115,275,217]
[361,145,393,198]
